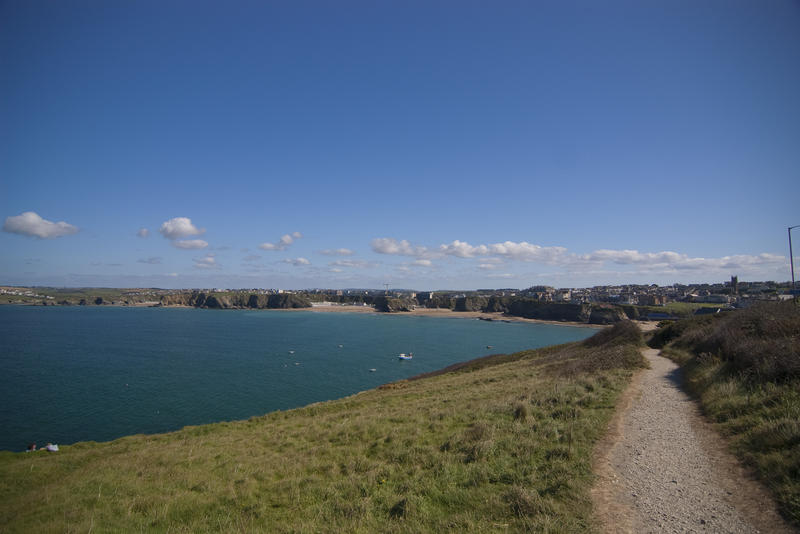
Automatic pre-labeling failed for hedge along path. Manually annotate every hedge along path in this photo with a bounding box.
[592,348,795,534]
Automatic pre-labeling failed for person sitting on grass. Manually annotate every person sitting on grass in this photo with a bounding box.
[26,443,36,452]
[44,443,58,452]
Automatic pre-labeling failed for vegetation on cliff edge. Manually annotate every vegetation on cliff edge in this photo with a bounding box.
[650,301,800,526]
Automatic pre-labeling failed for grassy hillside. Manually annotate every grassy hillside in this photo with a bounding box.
[0,323,645,533]
[649,301,800,526]
[0,287,158,305]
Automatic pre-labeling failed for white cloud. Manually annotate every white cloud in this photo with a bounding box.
[319,248,355,256]
[260,231,303,251]
[487,273,515,279]
[172,239,209,249]
[370,238,431,258]
[137,228,149,238]
[3,211,79,239]
[436,240,567,262]
[478,258,505,270]
[372,237,566,263]
[486,241,568,263]
[329,268,343,273]
[581,249,684,265]
[159,217,205,240]
[283,257,310,266]
[412,259,433,267]
[576,249,785,272]
[330,259,375,269]
[437,240,489,258]
[193,254,219,269]
[371,236,785,279]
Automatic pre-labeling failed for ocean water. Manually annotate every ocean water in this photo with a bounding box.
[0,305,596,451]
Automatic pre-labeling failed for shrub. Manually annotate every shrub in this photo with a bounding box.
[504,486,551,517]
[583,320,642,348]
[513,403,529,421]
[670,302,800,382]
[648,314,716,348]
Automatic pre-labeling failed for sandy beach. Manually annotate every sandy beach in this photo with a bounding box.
[16,300,658,331]
[307,304,606,329]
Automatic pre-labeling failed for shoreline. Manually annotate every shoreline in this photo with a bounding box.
[306,304,606,328]
[0,304,605,452]
[0,301,660,329]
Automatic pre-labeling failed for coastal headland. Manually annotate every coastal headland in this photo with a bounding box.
[0,286,685,326]
[307,304,607,329]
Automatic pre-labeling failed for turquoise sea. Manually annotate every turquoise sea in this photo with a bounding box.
[0,305,596,451]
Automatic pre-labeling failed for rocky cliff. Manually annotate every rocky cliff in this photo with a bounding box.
[373,296,415,312]
[159,292,311,310]
[503,299,628,324]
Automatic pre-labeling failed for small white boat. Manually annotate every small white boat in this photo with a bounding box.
[398,353,413,360]
[369,368,377,372]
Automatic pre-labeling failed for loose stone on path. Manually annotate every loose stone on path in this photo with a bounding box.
[593,348,795,534]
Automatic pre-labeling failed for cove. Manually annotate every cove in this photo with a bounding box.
[0,305,596,451]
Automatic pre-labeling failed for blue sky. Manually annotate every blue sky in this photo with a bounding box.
[1,1,798,290]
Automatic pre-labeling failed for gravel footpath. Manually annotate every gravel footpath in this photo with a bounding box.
[593,348,795,534]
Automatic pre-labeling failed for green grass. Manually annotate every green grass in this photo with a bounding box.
[0,323,645,533]
[639,301,725,317]
[656,302,800,527]
[0,286,158,305]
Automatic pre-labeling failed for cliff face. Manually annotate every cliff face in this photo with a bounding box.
[506,299,590,322]
[159,292,311,310]
[267,294,312,309]
[484,296,511,313]
[502,299,628,324]
[373,296,415,312]
[454,296,488,312]
[588,305,628,324]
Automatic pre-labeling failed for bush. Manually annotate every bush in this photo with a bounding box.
[669,302,800,382]
[583,320,642,348]
[647,314,716,348]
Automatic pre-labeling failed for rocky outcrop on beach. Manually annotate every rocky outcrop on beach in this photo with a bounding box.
[588,305,628,324]
[506,299,589,322]
[265,294,312,309]
[500,299,628,324]
[484,296,512,313]
[373,296,414,312]
[416,294,457,309]
[454,296,488,312]
[158,291,311,310]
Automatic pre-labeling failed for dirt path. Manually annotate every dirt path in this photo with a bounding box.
[592,348,795,533]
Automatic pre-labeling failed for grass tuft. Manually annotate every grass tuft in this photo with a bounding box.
[513,402,529,421]
[504,485,551,517]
